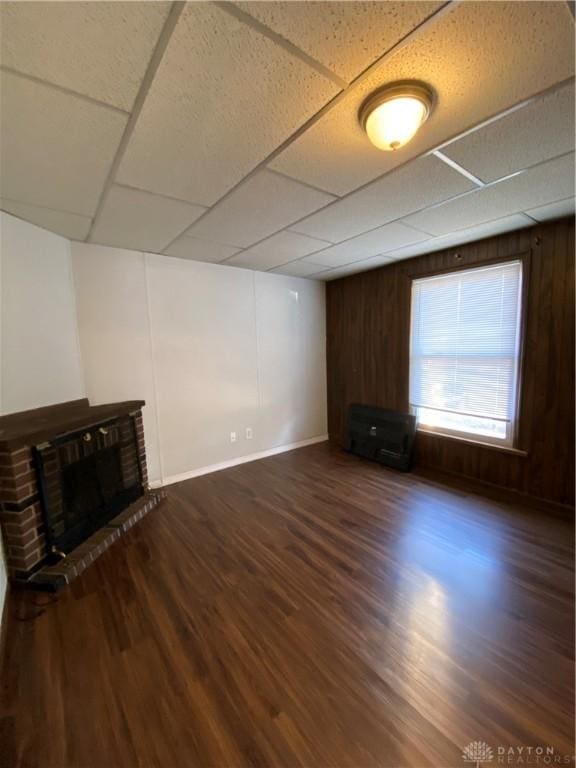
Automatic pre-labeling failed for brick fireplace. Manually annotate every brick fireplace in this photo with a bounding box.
[0,398,164,590]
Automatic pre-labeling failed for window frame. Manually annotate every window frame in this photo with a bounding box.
[407,252,530,450]
[412,406,516,447]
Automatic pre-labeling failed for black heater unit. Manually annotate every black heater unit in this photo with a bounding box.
[344,404,416,471]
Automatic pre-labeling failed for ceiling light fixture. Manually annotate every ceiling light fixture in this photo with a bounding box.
[359,81,435,152]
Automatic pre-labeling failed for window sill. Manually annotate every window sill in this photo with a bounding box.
[416,428,528,456]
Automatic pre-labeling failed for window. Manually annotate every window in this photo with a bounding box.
[409,260,523,446]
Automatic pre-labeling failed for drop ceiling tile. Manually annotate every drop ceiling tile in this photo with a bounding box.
[319,213,537,279]
[270,260,331,278]
[302,221,429,268]
[90,185,206,252]
[384,214,535,261]
[404,154,575,236]
[525,197,575,222]
[117,3,340,206]
[226,230,330,270]
[236,1,443,83]
[0,2,170,111]
[0,199,91,240]
[442,83,575,183]
[0,71,127,216]
[323,255,394,280]
[270,1,574,194]
[291,155,473,243]
[164,236,241,263]
[185,170,335,248]
[372,238,439,262]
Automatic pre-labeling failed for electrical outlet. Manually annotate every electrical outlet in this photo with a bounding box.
[230,431,237,443]
[245,427,253,440]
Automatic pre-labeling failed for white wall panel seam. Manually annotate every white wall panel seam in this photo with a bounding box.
[252,271,263,415]
[143,250,166,485]
[68,236,88,399]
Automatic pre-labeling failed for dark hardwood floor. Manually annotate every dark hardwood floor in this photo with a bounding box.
[1,443,574,768]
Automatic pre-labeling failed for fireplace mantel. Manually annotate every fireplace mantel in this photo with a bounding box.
[0,397,145,449]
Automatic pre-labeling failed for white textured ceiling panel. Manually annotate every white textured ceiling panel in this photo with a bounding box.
[226,230,329,270]
[0,199,91,241]
[269,1,574,194]
[185,170,335,248]
[404,154,575,236]
[360,236,439,264]
[321,255,395,280]
[383,214,535,262]
[90,185,206,252]
[270,260,330,278]
[235,1,443,82]
[316,213,536,280]
[302,221,429,268]
[525,197,576,223]
[117,3,340,206]
[441,83,576,183]
[164,236,241,263]
[0,1,170,111]
[291,155,473,243]
[0,71,127,216]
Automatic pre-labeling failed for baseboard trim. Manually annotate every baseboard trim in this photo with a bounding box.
[150,435,329,488]
[328,434,574,518]
[414,465,575,519]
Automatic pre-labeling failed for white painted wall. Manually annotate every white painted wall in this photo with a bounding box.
[0,212,85,414]
[67,244,162,483]
[146,253,260,479]
[255,271,327,450]
[72,243,327,485]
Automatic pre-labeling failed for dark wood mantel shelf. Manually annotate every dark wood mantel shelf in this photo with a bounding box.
[0,398,145,449]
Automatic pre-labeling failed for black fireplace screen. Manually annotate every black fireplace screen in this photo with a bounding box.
[34,416,144,554]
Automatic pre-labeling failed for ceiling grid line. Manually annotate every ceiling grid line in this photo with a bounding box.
[310,199,568,279]
[159,0,457,253]
[253,152,574,276]
[0,65,131,117]
[0,196,93,220]
[288,143,574,244]
[279,79,576,240]
[213,1,348,88]
[211,219,336,266]
[167,75,574,258]
[430,76,575,154]
[113,181,207,209]
[311,210,539,279]
[216,149,574,269]
[522,213,541,224]
[432,150,486,186]
[1,1,573,277]
[85,1,187,243]
[221,230,336,270]
[265,168,342,199]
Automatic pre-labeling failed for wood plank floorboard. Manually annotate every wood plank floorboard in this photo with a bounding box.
[1,442,574,768]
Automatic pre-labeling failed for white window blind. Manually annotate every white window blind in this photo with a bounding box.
[409,261,523,444]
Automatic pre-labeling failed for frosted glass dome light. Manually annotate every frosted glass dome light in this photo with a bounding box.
[359,82,434,152]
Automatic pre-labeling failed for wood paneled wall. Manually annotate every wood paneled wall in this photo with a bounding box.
[326,216,575,508]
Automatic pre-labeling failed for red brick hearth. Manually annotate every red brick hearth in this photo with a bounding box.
[0,399,164,590]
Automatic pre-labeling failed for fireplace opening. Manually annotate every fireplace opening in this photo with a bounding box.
[58,445,138,552]
[34,417,144,556]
